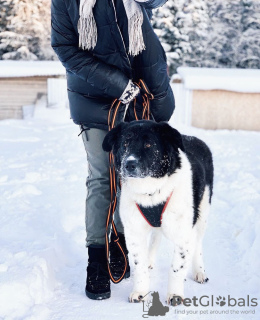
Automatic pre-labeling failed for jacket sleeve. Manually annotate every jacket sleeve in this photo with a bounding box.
[51,0,129,99]
[150,85,175,122]
[135,0,168,9]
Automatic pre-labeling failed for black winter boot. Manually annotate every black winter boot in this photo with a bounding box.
[85,245,111,300]
[110,231,130,279]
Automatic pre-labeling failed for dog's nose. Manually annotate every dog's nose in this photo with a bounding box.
[125,159,138,173]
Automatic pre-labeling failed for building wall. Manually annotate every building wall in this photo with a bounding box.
[192,90,260,131]
[0,76,48,120]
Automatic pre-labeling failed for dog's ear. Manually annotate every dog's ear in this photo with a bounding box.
[102,122,128,152]
[156,122,185,152]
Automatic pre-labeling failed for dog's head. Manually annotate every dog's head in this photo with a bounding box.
[102,120,184,180]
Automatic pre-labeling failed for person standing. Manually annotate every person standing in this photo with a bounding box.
[51,0,174,300]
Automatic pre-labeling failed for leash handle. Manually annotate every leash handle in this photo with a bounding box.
[105,80,154,284]
[133,79,154,121]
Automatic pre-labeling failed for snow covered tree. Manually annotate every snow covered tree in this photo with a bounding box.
[204,0,260,69]
[153,0,209,73]
[180,0,209,68]
[0,0,55,60]
[0,0,259,67]
[153,0,260,74]
[202,0,242,68]
[237,0,260,68]
[152,0,191,74]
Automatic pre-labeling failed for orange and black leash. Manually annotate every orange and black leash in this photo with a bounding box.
[133,79,154,121]
[105,79,154,283]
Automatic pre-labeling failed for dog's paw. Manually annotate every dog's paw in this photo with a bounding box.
[129,291,148,303]
[167,294,184,306]
[194,272,209,284]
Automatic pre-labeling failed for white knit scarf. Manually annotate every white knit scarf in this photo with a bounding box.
[78,0,146,56]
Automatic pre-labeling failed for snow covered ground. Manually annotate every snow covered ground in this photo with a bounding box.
[0,106,259,320]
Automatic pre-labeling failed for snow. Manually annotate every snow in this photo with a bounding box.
[0,107,259,319]
[0,61,66,78]
[177,67,260,93]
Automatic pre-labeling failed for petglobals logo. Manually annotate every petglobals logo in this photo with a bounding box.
[171,295,258,308]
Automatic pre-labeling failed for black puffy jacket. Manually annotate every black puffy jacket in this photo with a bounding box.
[51,0,175,129]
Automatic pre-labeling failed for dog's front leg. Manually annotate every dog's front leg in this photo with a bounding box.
[148,228,162,269]
[125,229,151,303]
[166,241,194,306]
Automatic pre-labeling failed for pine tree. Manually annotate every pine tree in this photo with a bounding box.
[179,0,209,68]
[0,0,54,60]
[0,0,259,67]
[153,0,191,74]
[204,0,260,69]
[153,0,260,74]
[204,0,243,68]
[153,0,209,74]
[237,0,260,68]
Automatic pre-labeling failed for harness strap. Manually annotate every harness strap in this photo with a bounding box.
[136,191,173,227]
[105,79,154,284]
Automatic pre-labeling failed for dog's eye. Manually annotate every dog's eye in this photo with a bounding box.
[144,143,151,148]
[124,142,129,148]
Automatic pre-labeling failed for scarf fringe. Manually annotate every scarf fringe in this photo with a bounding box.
[128,11,146,56]
[78,0,145,56]
[78,12,97,50]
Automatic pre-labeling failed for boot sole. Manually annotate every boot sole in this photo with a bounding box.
[85,288,111,300]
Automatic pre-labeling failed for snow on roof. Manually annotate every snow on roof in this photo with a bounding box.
[0,60,66,78]
[177,67,260,93]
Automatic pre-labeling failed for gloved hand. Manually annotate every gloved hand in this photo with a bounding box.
[110,80,138,127]
[112,80,140,124]
[119,80,140,105]
[117,79,153,123]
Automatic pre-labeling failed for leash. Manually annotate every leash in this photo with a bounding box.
[133,79,154,121]
[105,79,154,283]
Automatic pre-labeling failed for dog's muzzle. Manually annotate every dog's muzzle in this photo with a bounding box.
[124,159,138,176]
[122,156,148,178]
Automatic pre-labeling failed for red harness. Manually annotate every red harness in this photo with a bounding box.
[136,191,173,227]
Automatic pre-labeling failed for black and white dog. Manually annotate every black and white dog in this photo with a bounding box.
[103,120,214,305]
